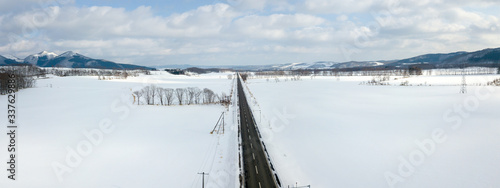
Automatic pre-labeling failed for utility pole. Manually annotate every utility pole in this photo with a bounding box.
[460,62,467,94]
[198,172,209,188]
[211,112,225,134]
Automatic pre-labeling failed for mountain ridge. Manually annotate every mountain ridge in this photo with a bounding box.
[0,51,154,70]
[2,47,500,71]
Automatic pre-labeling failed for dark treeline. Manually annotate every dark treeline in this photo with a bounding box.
[0,65,40,94]
[133,85,231,106]
[253,69,414,77]
[165,67,234,75]
[0,65,153,94]
[44,68,150,78]
[185,67,233,74]
[251,66,500,78]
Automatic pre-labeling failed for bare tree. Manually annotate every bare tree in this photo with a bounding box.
[220,92,230,106]
[150,85,157,105]
[121,71,128,79]
[240,73,249,82]
[142,86,152,105]
[165,88,175,105]
[175,88,186,105]
[133,91,142,105]
[0,67,37,94]
[156,87,165,105]
[194,87,202,104]
[187,87,197,105]
[203,88,216,104]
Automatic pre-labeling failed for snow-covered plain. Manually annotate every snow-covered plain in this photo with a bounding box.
[245,75,500,188]
[0,71,238,188]
[2,70,499,188]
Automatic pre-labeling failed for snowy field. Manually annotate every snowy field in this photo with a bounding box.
[2,70,499,188]
[245,75,500,188]
[0,71,239,188]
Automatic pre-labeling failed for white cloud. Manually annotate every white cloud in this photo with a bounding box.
[1,1,500,65]
[300,0,378,14]
[231,13,326,40]
[234,0,267,10]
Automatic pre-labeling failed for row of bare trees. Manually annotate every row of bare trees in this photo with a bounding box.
[0,66,38,94]
[43,68,148,78]
[250,67,500,79]
[133,85,230,106]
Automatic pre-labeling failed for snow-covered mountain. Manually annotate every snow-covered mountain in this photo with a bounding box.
[3,47,500,71]
[330,61,390,69]
[253,61,389,70]
[1,51,153,70]
[387,47,500,68]
[0,54,23,65]
[441,48,500,66]
[43,51,153,69]
[156,61,388,71]
[24,51,58,65]
[3,55,24,63]
[272,61,339,70]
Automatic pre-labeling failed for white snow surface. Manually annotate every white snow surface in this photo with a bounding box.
[58,51,77,58]
[245,75,500,188]
[3,55,23,62]
[24,51,58,64]
[0,71,239,188]
[2,70,499,188]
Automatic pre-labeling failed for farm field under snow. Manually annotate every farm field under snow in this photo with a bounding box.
[0,72,238,188]
[2,71,499,188]
[245,75,500,188]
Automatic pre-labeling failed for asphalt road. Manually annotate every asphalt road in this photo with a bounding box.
[237,75,277,188]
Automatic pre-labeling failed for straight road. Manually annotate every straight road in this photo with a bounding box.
[237,75,277,188]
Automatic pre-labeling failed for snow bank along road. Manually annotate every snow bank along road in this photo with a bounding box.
[237,75,277,188]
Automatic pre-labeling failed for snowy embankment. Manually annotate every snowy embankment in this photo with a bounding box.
[245,75,500,188]
[0,71,239,188]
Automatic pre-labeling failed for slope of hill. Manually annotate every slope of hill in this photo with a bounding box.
[4,47,500,71]
[1,51,153,70]
[393,52,467,65]
[442,48,500,66]
[45,51,153,70]
[387,48,500,68]
[0,55,24,65]
[24,51,58,65]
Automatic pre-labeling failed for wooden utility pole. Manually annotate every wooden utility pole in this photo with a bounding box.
[198,172,209,188]
[211,112,225,134]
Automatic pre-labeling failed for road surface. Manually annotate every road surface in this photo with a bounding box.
[237,75,277,188]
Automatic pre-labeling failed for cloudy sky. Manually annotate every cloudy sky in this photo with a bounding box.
[1,0,500,66]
